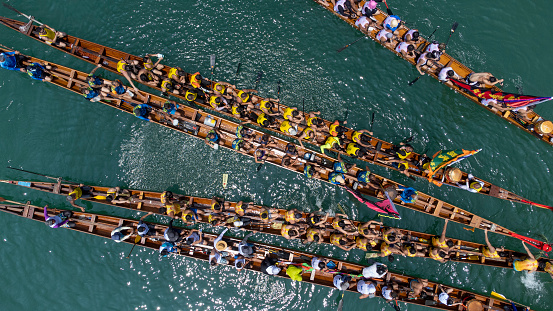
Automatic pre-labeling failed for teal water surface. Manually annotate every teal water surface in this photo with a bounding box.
[0,0,552,310]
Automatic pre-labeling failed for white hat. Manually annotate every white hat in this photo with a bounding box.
[233,220,244,227]
[390,19,399,28]
[288,127,298,135]
[335,174,345,184]
[358,280,376,296]
[266,265,281,275]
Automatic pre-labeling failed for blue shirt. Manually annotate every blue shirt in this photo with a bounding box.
[333,162,347,173]
[133,104,151,122]
[27,63,45,80]
[163,103,177,115]
[385,15,401,32]
[84,89,99,99]
[0,52,20,71]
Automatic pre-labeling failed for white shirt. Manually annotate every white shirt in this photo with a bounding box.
[357,280,376,295]
[355,16,370,29]
[333,275,345,290]
[439,292,450,305]
[376,29,391,42]
[417,52,430,66]
[395,42,410,54]
[426,42,440,53]
[362,263,387,278]
[438,67,457,81]
[334,0,347,12]
[382,286,393,300]
[361,3,377,16]
[404,29,418,41]
[311,257,322,270]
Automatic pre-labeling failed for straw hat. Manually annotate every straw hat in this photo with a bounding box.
[465,300,484,311]
[538,121,553,134]
[447,168,462,182]
[215,240,227,251]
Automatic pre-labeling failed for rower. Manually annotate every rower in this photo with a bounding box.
[237,232,255,258]
[137,67,160,87]
[438,285,462,306]
[402,243,424,258]
[539,260,553,279]
[382,227,402,245]
[332,214,356,236]
[403,29,420,44]
[482,229,504,259]
[357,220,380,239]
[233,201,250,217]
[432,220,454,251]
[358,279,377,299]
[234,89,256,106]
[346,142,367,159]
[456,173,485,193]
[395,42,416,59]
[320,135,342,154]
[44,205,74,229]
[284,209,304,225]
[115,59,141,91]
[306,112,328,132]
[0,50,25,72]
[136,212,154,237]
[425,40,440,53]
[408,279,429,298]
[161,78,179,95]
[362,262,388,279]
[355,237,377,252]
[162,100,181,118]
[232,138,254,155]
[168,66,186,84]
[304,163,321,179]
[398,185,418,203]
[86,64,104,89]
[334,153,356,174]
[164,219,183,243]
[132,104,151,121]
[210,197,228,212]
[261,257,281,275]
[465,72,504,87]
[382,15,402,35]
[96,187,131,204]
[111,225,133,243]
[355,167,381,190]
[379,242,403,261]
[429,247,449,263]
[376,28,395,48]
[26,62,52,82]
[310,256,330,272]
[181,199,202,225]
[298,126,318,149]
[256,112,277,128]
[416,50,441,76]
[189,72,206,89]
[205,129,222,148]
[255,99,279,116]
[159,241,178,257]
[281,224,304,240]
[184,229,206,246]
[306,210,328,227]
[360,0,378,19]
[81,87,103,102]
[37,25,67,47]
[330,233,356,251]
[333,0,356,18]
[437,60,461,87]
[329,120,348,138]
[328,172,346,186]
[164,201,181,218]
[304,227,324,244]
[333,274,352,291]
[513,241,538,273]
[381,283,399,301]
[102,79,129,101]
[142,54,164,76]
[279,120,299,136]
[209,95,229,112]
[66,184,94,212]
[355,16,377,34]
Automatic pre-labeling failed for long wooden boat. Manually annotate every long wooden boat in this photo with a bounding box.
[2,179,550,272]
[2,47,536,228]
[310,1,553,148]
[0,201,534,311]
[0,16,549,211]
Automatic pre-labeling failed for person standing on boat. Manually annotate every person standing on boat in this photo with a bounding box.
[44,205,74,228]
[111,225,134,243]
[67,184,94,212]
[513,242,538,273]
[465,72,504,87]
[0,50,25,72]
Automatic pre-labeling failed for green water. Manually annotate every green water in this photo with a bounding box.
[0,0,552,310]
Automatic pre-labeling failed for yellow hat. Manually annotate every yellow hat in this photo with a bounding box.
[215,241,227,251]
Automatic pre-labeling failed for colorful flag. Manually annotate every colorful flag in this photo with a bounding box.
[426,149,481,180]
[345,188,401,219]
[450,79,552,109]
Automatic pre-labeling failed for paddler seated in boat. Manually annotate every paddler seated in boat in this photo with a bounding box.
[329,119,348,139]
[159,241,178,257]
[142,54,164,76]
[456,173,485,193]
[376,28,397,49]
[25,62,52,82]
[361,0,379,19]
[416,50,441,76]
[408,278,429,299]
[403,29,420,45]
[67,184,94,212]
[328,171,347,186]
[513,241,538,273]
[80,87,104,102]
[346,142,369,159]
[320,135,344,154]
[538,260,553,279]
[333,0,358,19]
[481,229,505,259]
[279,120,299,137]
[330,233,356,251]
[253,99,280,116]
[255,146,278,164]
[304,163,322,179]
[230,102,248,119]
[86,64,105,89]
[303,227,325,244]
[401,243,425,258]
[416,154,431,174]
[212,81,235,97]
[280,107,304,123]
[334,153,357,174]
[382,15,402,35]
[189,72,210,89]
[132,103,152,121]
[362,262,388,279]
[136,212,155,237]
[432,219,455,251]
[115,59,141,92]
[167,66,187,84]
[164,219,185,243]
[310,256,330,272]
[137,67,160,87]
[206,213,225,226]
[357,220,381,239]
[481,98,509,113]
[181,199,203,225]
[381,282,400,301]
[210,197,229,213]
[332,214,357,236]
[163,201,182,219]
[184,229,207,246]
[437,285,462,307]
[382,228,402,245]
[208,94,230,112]
[395,42,416,59]
[298,126,319,149]
[232,138,254,155]
[230,88,257,107]
[94,186,131,204]
[252,112,278,129]
[44,206,74,229]
[0,50,26,72]
[379,242,403,261]
[307,209,329,227]
[111,225,134,243]
[37,24,67,47]
[258,207,280,223]
[306,111,328,132]
[354,167,382,191]
[101,79,131,103]
[281,154,301,170]
[382,158,411,177]
[281,224,305,240]
[428,247,449,263]
[356,236,377,252]
[204,129,223,148]
[161,77,180,95]
[333,274,353,293]
[161,100,182,119]
[284,208,304,225]
[465,72,504,88]
[437,60,461,87]
[358,279,377,299]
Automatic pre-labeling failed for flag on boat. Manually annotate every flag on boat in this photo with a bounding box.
[450,79,553,109]
[426,149,481,180]
[508,232,552,253]
[345,187,401,219]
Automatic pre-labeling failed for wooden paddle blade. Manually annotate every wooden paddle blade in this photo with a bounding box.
[337,299,344,311]
[210,55,216,68]
[451,22,459,32]
[491,291,507,300]
[134,234,141,243]
[408,76,421,86]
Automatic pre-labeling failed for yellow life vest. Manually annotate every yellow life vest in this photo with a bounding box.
[161,191,169,204]
[325,136,340,147]
[185,90,197,102]
[168,68,179,79]
[306,229,318,241]
[405,246,417,257]
[143,60,153,70]
[235,202,244,214]
[257,113,268,126]
[352,131,363,143]
[207,214,214,223]
[346,143,360,157]
[429,248,444,261]
[482,247,500,259]
[211,202,218,210]
[283,108,294,120]
[237,90,250,103]
[181,212,194,222]
[380,243,392,256]
[332,218,343,230]
[161,80,172,90]
[514,258,538,271]
[330,234,342,246]
[545,262,553,274]
[358,223,366,235]
[432,237,447,249]
[281,226,291,236]
[69,188,82,200]
[190,72,201,88]
[209,96,219,109]
[329,123,339,136]
[166,203,181,215]
[40,28,56,40]
[356,237,368,251]
[307,116,317,127]
[285,210,297,222]
[397,150,412,160]
[214,83,225,94]
[116,61,127,73]
[383,233,395,244]
[302,127,313,140]
[231,105,240,116]
[259,100,271,112]
[106,189,117,198]
[280,120,292,133]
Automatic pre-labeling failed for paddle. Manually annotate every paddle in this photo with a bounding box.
[254,70,263,90]
[0,197,25,205]
[336,290,345,311]
[416,26,439,54]
[233,62,241,87]
[126,234,142,259]
[408,76,421,86]
[210,55,216,81]
[491,291,528,310]
[383,0,393,16]
[388,300,401,311]
[443,22,459,51]
[369,112,376,132]
[337,36,365,53]
[6,166,76,183]
[276,79,282,112]
[3,3,44,25]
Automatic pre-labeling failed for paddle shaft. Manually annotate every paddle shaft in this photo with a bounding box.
[277,80,281,111]
[6,166,65,181]
[3,3,44,25]
[383,0,393,15]
[408,76,421,86]
[337,36,364,53]
[233,62,241,87]
[369,112,375,132]
[443,22,459,50]
[126,238,140,258]
[254,71,263,90]
[210,55,216,81]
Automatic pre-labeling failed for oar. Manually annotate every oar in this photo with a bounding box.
[442,22,459,50]
[0,197,25,205]
[254,70,263,90]
[302,98,307,126]
[369,112,376,132]
[408,76,421,86]
[209,55,216,81]
[3,3,44,25]
[6,166,72,182]
[276,79,282,112]
[336,290,345,311]
[415,26,439,53]
[388,300,401,311]
[337,36,365,53]
[491,291,528,310]
[233,62,241,87]
[126,235,142,259]
[383,0,393,16]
